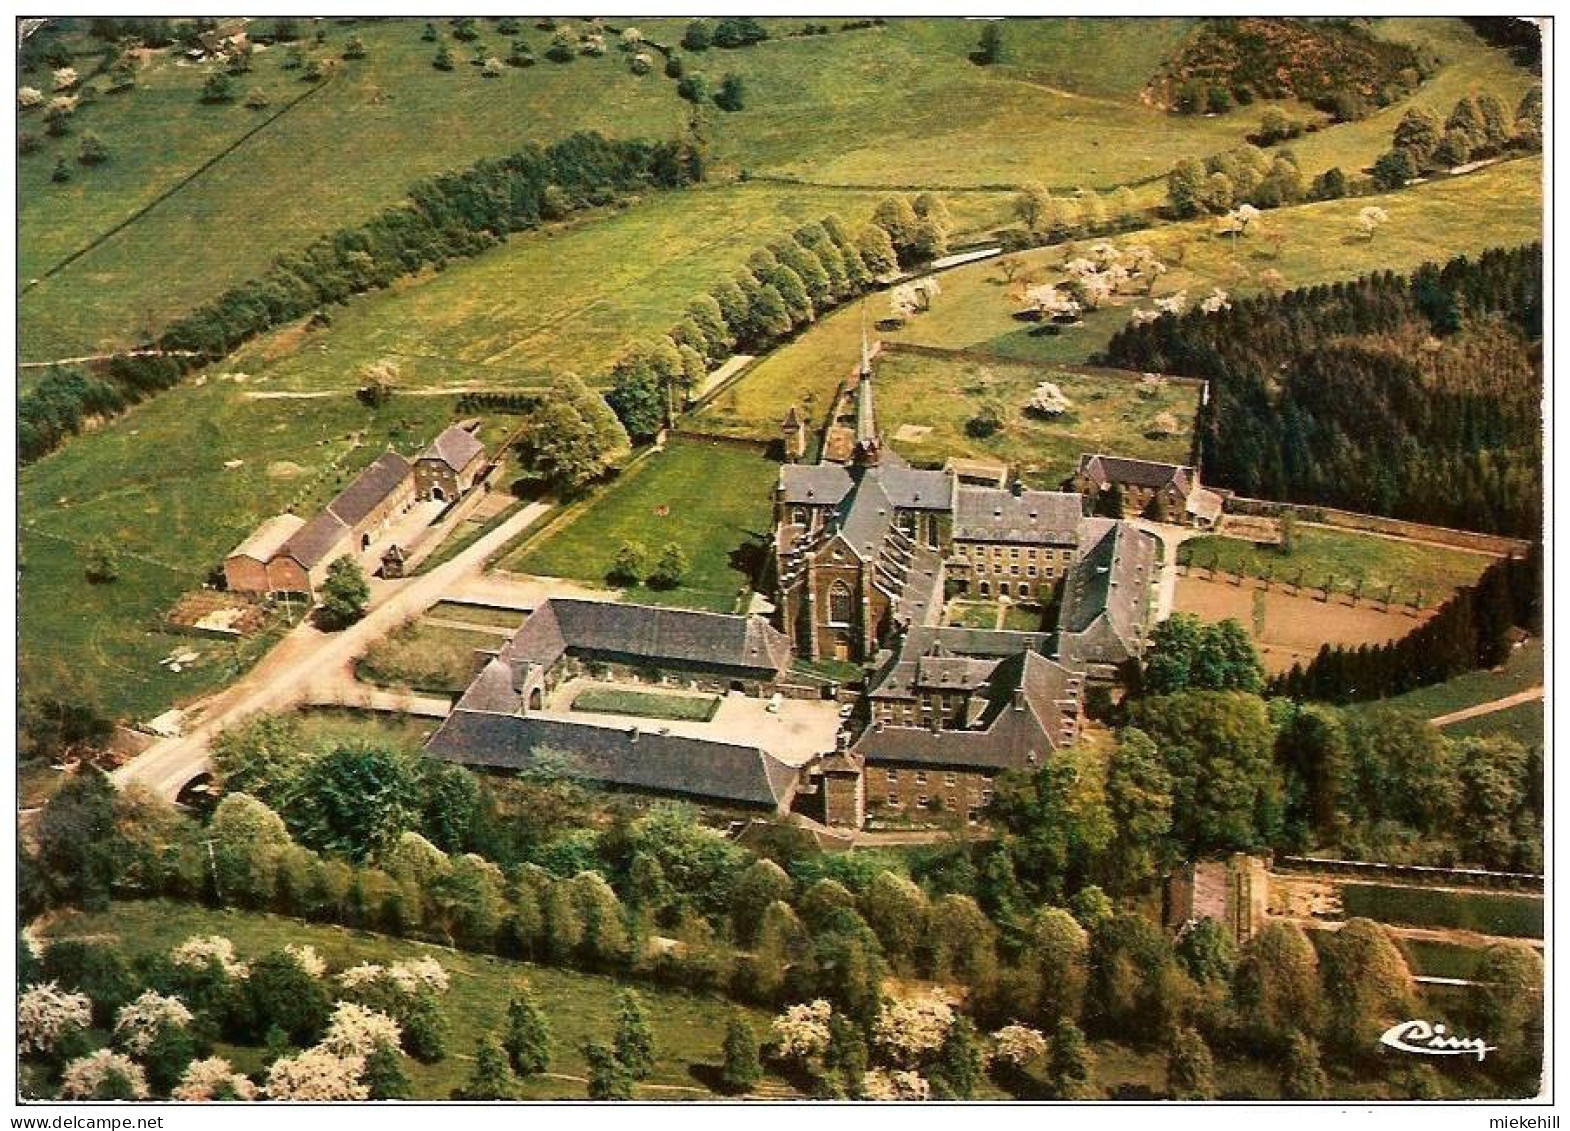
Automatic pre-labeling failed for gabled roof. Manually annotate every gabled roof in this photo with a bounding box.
[228,513,305,563]
[506,598,792,678]
[779,463,854,506]
[1077,453,1194,494]
[424,709,798,809]
[327,451,413,528]
[877,466,953,511]
[419,424,485,474]
[867,625,1056,701]
[1056,519,1156,666]
[277,509,350,569]
[953,486,1083,544]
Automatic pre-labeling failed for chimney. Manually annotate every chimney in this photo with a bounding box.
[1011,479,1024,498]
[628,727,639,743]
[1012,687,1025,711]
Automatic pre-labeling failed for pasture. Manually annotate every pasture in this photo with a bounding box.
[355,620,502,696]
[505,439,779,613]
[1374,637,1542,719]
[1180,526,1494,608]
[41,900,790,1101]
[1340,884,1543,940]
[696,156,1543,440]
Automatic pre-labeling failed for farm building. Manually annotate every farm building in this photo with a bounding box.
[414,421,486,502]
[223,513,305,594]
[1071,453,1226,528]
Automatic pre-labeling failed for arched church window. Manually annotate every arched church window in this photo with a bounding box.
[828,580,853,625]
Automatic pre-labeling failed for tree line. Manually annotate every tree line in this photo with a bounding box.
[20,129,697,466]
[1270,545,1541,705]
[1101,244,1543,536]
[603,193,953,443]
[1371,88,1542,190]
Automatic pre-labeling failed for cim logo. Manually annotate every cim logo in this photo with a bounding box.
[1379,1019,1496,1062]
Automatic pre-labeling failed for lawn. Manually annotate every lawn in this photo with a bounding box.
[426,600,529,630]
[1400,938,1487,981]
[571,686,722,723]
[1340,884,1544,939]
[506,439,780,614]
[696,157,1543,442]
[19,381,459,719]
[40,900,789,1101]
[1374,638,1543,719]
[356,621,503,696]
[293,706,437,753]
[1179,526,1494,607]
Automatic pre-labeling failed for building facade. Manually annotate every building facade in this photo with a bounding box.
[414,421,486,502]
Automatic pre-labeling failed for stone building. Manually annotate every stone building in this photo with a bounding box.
[414,421,486,503]
[1054,518,1158,681]
[1071,452,1225,528]
[807,625,1083,828]
[225,449,416,598]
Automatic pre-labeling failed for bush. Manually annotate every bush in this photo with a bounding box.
[965,403,1003,439]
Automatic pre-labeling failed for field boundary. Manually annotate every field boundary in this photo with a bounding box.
[879,340,1210,391]
[22,70,337,300]
[1225,495,1532,556]
[1275,855,1543,893]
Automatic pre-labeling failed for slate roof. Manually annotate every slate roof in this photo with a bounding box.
[779,463,854,506]
[953,486,1084,544]
[228,514,305,562]
[424,708,798,809]
[327,451,413,528]
[877,466,954,511]
[1056,519,1156,667]
[506,598,792,679]
[867,626,1055,701]
[277,510,350,569]
[855,650,1082,770]
[420,424,485,473]
[1077,453,1194,495]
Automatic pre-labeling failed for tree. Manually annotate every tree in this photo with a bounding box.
[730,858,793,945]
[342,34,366,60]
[714,72,745,111]
[200,72,234,103]
[719,1012,761,1094]
[433,43,454,70]
[856,223,900,276]
[682,19,712,51]
[503,989,551,1076]
[1104,728,1173,890]
[1393,106,1443,166]
[859,870,928,972]
[460,1035,519,1100]
[584,1040,632,1100]
[610,540,646,585]
[1166,159,1207,218]
[77,131,108,165]
[83,538,119,583]
[1047,1018,1097,1099]
[1143,614,1264,694]
[519,372,629,495]
[290,742,422,862]
[930,1016,983,1099]
[1232,921,1322,1048]
[976,22,1005,65]
[1371,149,1416,191]
[1028,907,1088,1027]
[1320,918,1416,1059]
[209,792,291,906]
[363,1043,412,1100]
[1175,917,1237,986]
[244,949,332,1046]
[613,990,655,1080]
[647,542,688,589]
[1279,1031,1329,1099]
[1165,1027,1216,1099]
[35,769,123,909]
[1472,943,1543,1081]
[1515,86,1542,149]
[318,555,369,629]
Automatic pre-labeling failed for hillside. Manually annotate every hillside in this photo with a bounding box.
[1146,17,1427,113]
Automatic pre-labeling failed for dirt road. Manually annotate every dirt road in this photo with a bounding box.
[1430,686,1545,727]
[112,502,550,800]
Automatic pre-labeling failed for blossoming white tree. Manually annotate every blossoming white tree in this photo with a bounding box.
[51,67,78,91]
[861,1069,931,1100]
[1358,205,1390,242]
[872,992,954,1068]
[18,982,92,1056]
[284,944,326,979]
[265,1048,369,1101]
[1154,290,1189,316]
[171,935,250,979]
[1027,381,1073,418]
[173,1057,259,1102]
[988,1024,1048,1069]
[59,1050,150,1100]
[769,999,832,1069]
[1023,284,1081,322]
[113,991,194,1056]
[320,1002,403,1057]
[17,86,43,108]
[1199,287,1232,314]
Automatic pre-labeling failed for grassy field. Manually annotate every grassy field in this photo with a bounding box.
[1444,700,1544,748]
[571,687,721,722]
[426,600,529,630]
[1375,638,1543,719]
[356,620,502,696]
[40,900,788,1101]
[210,183,1009,396]
[1180,526,1494,607]
[1400,937,1487,981]
[1341,884,1544,939]
[696,156,1542,440]
[293,706,436,752]
[506,439,779,613]
[17,381,460,720]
